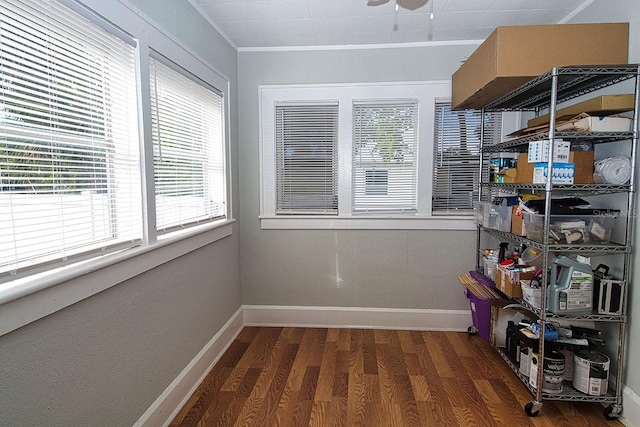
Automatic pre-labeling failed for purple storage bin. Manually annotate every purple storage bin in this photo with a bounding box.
[470,269,496,288]
[465,289,492,341]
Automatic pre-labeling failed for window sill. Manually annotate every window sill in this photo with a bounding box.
[259,215,476,230]
[0,219,235,337]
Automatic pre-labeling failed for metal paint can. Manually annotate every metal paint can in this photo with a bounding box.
[573,350,610,396]
[529,350,565,394]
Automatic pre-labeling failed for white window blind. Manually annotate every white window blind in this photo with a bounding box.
[150,58,226,233]
[275,103,338,215]
[432,102,501,214]
[0,0,142,280]
[352,100,418,213]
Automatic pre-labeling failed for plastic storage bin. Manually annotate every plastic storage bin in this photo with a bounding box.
[522,211,617,244]
[480,252,499,282]
[464,289,492,341]
[474,202,512,232]
[521,280,542,309]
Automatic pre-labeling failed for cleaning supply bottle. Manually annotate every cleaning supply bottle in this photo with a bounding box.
[547,256,593,314]
[498,242,509,262]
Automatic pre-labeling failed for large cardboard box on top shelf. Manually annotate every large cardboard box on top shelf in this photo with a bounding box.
[451,23,629,110]
[516,152,594,184]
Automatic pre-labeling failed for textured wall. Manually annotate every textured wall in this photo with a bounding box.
[238,44,480,310]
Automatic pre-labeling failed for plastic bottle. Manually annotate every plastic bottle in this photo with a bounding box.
[547,256,593,314]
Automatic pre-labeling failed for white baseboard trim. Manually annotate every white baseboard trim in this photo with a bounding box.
[621,386,640,426]
[242,305,473,331]
[133,307,244,427]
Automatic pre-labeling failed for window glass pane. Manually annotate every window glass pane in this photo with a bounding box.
[149,58,226,232]
[365,170,388,195]
[353,101,418,213]
[275,103,338,215]
[432,102,501,214]
[0,0,142,280]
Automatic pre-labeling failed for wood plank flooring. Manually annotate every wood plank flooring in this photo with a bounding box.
[170,327,622,426]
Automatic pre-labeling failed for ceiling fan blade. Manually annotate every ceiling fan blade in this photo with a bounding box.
[367,0,390,6]
[399,0,429,11]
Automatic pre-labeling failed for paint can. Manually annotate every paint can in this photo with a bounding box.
[558,349,574,381]
[529,350,565,394]
[573,350,610,396]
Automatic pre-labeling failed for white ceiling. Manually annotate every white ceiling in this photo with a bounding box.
[189,0,593,49]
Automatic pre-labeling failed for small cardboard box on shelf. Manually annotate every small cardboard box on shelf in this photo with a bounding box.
[496,265,536,298]
[516,152,594,184]
[511,206,526,236]
[527,140,570,163]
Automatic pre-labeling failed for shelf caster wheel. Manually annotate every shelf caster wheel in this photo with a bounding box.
[467,326,478,336]
[604,405,622,420]
[524,401,541,417]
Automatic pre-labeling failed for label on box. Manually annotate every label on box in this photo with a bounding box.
[533,162,575,184]
[497,265,535,298]
[528,140,570,163]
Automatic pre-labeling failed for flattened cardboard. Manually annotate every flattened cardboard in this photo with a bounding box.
[510,113,632,137]
[555,113,632,132]
[452,23,629,110]
[527,94,635,128]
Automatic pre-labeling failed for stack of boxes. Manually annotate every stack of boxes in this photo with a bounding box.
[516,140,594,185]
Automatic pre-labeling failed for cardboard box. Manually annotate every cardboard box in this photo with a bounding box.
[521,280,542,309]
[497,265,536,298]
[451,23,629,110]
[516,152,594,184]
[533,162,575,184]
[511,206,525,236]
[528,140,570,163]
[555,113,632,132]
[527,94,635,128]
[496,168,517,183]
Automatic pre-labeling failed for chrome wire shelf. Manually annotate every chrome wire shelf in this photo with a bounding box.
[482,132,634,153]
[512,299,627,322]
[480,182,630,196]
[476,63,638,417]
[484,65,640,111]
[480,227,629,254]
[495,348,618,403]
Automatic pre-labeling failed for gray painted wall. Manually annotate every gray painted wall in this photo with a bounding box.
[0,1,240,425]
[570,0,640,398]
[238,45,479,310]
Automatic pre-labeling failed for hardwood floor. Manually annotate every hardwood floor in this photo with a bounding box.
[170,327,622,426]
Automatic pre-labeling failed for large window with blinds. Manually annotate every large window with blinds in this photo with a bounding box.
[432,102,501,215]
[0,0,230,286]
[260,82,499,229]
[150,57,226,232]
[275,103,338,215]
[353,101,418,213]
[0,0,141,279]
